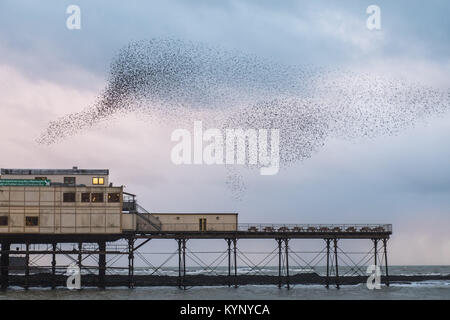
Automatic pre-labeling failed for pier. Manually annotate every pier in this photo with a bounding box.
[0,223,392,290]
[0,168,397,290]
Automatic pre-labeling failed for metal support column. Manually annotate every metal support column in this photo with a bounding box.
[373,239,378,267]
[1,241,10,290]
[284,239,290,290]
[25,242,30,290]
[383,238,390,286]
[128,237,134,288]
[277,238,282,289]
[334,238,339,289]
[177,239,182,288]
[51,242,56,290]
[182,238,186,290]
[98,241,106,289]
[325,239,330,289]
[226,239,232,287]
[177,238,187,290]
[233,238,237,288]
[77,242,82,271]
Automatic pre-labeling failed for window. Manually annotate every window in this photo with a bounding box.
[26,216,39,226]
[91,193,104,203]
[199,218,207,231]
[34,177,47,181]
[64,177,76,185]
[108,193,120,203]
[63,192,76,202]
[92,177,105,185]
[81,193,90,203]
[0,216,8,226]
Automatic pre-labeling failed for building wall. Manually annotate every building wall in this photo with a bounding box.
[0,186,122,234]
[152,213,238,231]
[0,174,109,186]
[122,213,136,231]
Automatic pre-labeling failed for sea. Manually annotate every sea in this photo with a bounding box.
[0,265,449,300]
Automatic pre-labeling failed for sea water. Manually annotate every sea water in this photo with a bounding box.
[0,266,449,300]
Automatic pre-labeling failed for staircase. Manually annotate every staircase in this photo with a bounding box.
[133,203,162,231]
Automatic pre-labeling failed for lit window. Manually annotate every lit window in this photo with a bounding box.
[91,193,104,203]
[108,193,120,203]
[92,177,105,185]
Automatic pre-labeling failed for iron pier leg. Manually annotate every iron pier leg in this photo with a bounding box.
[77,242,82,271]
[51,242,56,290]
[285,239,290,290]
[25,242,30,290]
[128,237,134,289]
[233,238,237,288]
[182,239,186,290]
[226,239,231,287]
[326,239,330,289]
[176,238,187,290]
[177,239,182,289]
[98,241,106,289]
[177,239,186,289]
[277,239,282,289]
[334,238,339,289]
[373,239,378,267]
[1,241,10,290]
[383,238,390,287]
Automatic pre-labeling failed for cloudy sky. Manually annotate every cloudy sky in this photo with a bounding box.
[0,0,449,265]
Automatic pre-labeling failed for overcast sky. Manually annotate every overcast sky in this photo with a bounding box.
[0,0,449,265]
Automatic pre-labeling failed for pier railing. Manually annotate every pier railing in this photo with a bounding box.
[237,223,392,233]
[155,223,392,233]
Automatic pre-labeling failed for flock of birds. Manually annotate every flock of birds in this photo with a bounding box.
[37,39,450,197]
